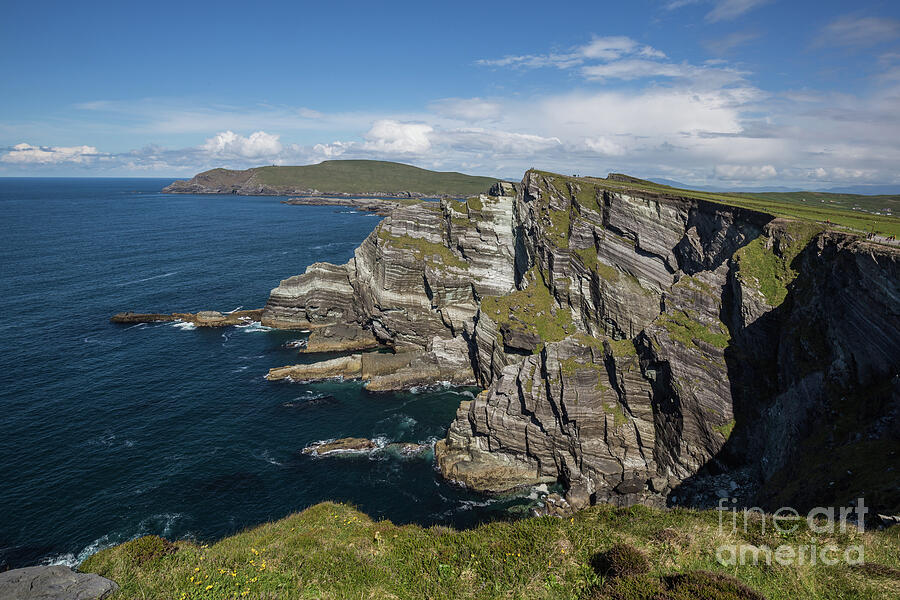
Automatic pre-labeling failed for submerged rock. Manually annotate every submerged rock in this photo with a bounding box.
[0,565,117,600]
[386,442,430,456]
[302,437,377,456]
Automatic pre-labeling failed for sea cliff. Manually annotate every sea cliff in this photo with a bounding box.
[261,170,900,515]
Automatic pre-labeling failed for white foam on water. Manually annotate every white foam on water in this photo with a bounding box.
[238,321,272,333]
[232,365,250,373]
[409,380,452,394]
[456,498,501,511]
[171,321,196,331]
[123,322,147,331]
[83,337,118,346]
[138,513,185,539]
[225,306,244,314]
[43,533,115,568]
[114,271,178,287]
[254,449,283,466]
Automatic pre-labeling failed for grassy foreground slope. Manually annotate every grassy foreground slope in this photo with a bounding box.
[168,160,501,197]
[80,502,900,599]
[563,173,900,238]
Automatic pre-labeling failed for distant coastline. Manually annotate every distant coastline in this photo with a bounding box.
[162,159,503,198]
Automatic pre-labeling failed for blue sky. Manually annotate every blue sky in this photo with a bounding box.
[2,0,899,189]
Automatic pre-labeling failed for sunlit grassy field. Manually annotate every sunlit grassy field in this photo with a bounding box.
[80,502,900,599]
[550,172,900,238]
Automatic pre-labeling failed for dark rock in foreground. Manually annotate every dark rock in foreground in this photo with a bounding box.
[0,565,117,600]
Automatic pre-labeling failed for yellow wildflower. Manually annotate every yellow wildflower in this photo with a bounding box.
[205,584,213,590]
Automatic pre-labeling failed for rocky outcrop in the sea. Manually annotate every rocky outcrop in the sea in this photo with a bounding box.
[301,323,380,353]
[262,169,900,514]
[282,196,421,215]
[110,309,263,327]
[302,437,430,457]
[0,565,117,600]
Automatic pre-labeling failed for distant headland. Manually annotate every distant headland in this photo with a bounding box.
[162,159,503,198]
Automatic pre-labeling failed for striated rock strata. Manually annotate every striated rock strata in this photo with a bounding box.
[262,171,900,514]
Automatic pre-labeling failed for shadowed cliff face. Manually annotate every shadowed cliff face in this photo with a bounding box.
[261,171,900,514]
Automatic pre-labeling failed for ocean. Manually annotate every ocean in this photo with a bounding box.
[0,178,543,570]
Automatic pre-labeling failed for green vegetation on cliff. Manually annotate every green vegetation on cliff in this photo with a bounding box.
[734,221,824,306]
[658,310,731,350]
[172,160,501,197]
[79,501,900,600]
[377,230,468,270]
[481,271,575,351]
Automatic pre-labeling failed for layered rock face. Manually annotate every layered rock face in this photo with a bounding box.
[262,183,519,389]
[265,170,900,513]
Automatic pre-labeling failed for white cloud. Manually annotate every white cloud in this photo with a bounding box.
[202,130,283,158]
[714,164,777,179]
[476,36,668,72]
[581,36,639,60]
[704,31,760,54]
[362,120,433,154]
[663,0,771,23]
[583,137,628,156]
[479,35,744,89]
[818,16,900,47]
[1,143,105,164]
[706,0,771,22]
[428,98,502,122]
[312,140,353,158]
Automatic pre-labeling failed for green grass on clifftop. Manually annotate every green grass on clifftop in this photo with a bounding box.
[532,170,900,238]
[251,160,499,196]
[79,501,900,600]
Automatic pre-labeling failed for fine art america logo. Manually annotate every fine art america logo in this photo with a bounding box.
[716,498,867,566]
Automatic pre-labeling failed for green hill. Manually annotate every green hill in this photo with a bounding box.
[163,160,502,198]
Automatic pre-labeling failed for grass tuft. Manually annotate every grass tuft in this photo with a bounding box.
[590,543,650,579]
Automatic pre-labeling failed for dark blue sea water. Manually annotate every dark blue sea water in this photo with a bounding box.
[0,178,543,570]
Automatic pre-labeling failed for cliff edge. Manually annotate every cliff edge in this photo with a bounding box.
[261,170,900,515]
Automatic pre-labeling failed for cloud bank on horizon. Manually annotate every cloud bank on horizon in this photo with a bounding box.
[1,0,899,190]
